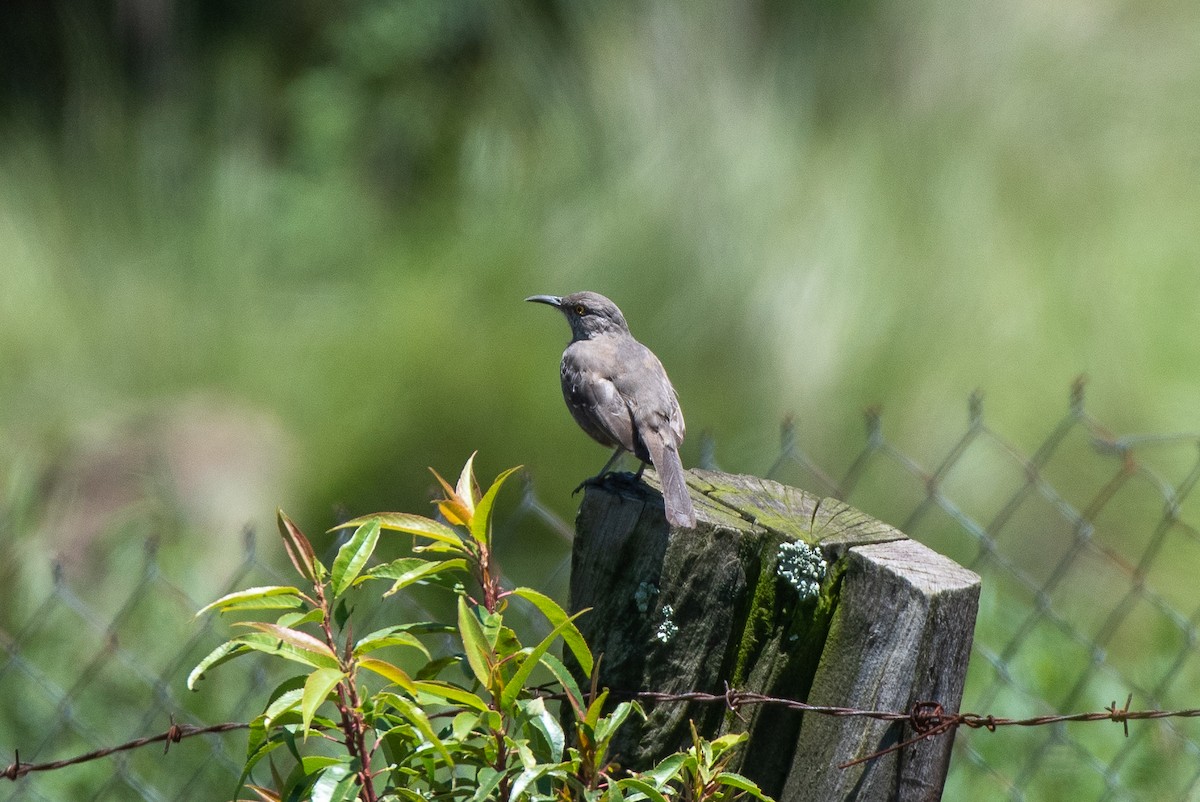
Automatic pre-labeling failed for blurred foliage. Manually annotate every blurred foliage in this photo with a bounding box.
[4,0,1195,522]
[2,1,1197,535]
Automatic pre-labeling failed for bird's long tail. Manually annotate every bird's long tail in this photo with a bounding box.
[649,441,697,528]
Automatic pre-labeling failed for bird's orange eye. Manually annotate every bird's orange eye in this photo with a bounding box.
[574,304,587,315]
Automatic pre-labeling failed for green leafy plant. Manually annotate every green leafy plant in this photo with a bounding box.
[189,454,771,801]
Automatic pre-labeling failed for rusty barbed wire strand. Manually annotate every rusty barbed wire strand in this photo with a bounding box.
[2,720,248,781]
[535,685,1200,769]
[11,688,1199,784]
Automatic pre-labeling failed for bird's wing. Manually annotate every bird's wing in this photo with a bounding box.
[561,352,638,452]
[609,341,694,525]
[611,340,685,449]
[667,386,686,443]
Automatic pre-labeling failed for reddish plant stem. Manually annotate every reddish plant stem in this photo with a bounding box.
[493,728,511,800]
[313,580,378,802]
[477,545,501,614]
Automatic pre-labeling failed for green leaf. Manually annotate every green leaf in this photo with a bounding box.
[411,541,474,556]
[520,696,565,762]
[415,654,459,680]
[335,512,465,551]
[491,624,523,664]
[499,608,588,709]
[331,518,380,597]
[479,608,505,651]
[468,768,504,802]
[537,652,588,719]
[594,701,643,755]
[187,640,253,689]
[229,631,340,670]
[195,586,307,617]
[333,597,352,632]
[510,587,593,677]
[380,558,468,597]
[376,692,455,767]
[352,626,431,659]
[300,754,345,771]
[362,556,425,580]
[509,763,559,800]
[614,778,669,802]
[604,784,626,802]
[457,596,493,689]
[469,466,522,547]
[377,726,415,779]
[584,689,610,729]
[713,772,770,799]
[301,668,344,738]
[645,753,690,787]
[236,731,286,800]
[239,622,339,662]
[709,732,747,750]
[455,452,479,509]
[265,674,307,702]
[277,608,325,629]
[263,688,304,727]
[411,680,491,713]
[311,762,358,802]
[451,711,482,740]
[246,713,268,758]
[358,657,418,696]
[278,509,322,582]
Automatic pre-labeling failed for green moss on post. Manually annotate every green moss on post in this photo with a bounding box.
[730,556,777,688]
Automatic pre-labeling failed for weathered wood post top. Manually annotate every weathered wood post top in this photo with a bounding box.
[568,468,980,802]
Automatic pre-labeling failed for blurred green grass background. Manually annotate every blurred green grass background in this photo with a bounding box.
[3,0,1197,529]
[2,0,1199,797]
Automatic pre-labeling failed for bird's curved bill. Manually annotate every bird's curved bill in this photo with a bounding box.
[525,295,563,307]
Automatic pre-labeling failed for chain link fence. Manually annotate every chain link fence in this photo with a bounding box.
[763,385,1200,801]
[4,387,1200,800]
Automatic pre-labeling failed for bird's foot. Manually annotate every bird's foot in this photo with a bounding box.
[572,470,642,495]
[572,474,603,495]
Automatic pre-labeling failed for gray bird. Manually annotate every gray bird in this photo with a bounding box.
[526,291,696,528]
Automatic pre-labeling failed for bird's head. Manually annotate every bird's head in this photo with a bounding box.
[525,291,631,340]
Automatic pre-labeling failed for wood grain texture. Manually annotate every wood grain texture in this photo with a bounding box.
[781,540,980,802]
[568,473,768,771]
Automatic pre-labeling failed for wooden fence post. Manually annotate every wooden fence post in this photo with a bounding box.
[567,469,980,802]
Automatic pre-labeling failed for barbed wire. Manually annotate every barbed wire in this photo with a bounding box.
[2,721,247,782]
[604,688,1200,769]
[6,685,1199,784]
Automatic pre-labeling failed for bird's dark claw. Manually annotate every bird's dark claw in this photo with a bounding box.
[572,475,603,495]
[574,469,646,495]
